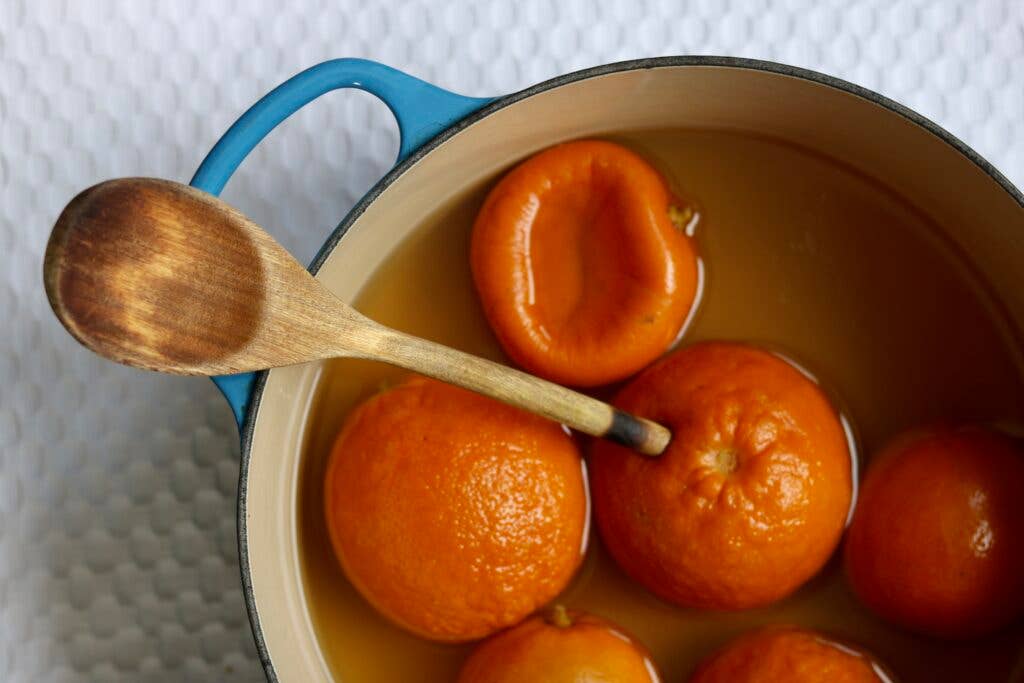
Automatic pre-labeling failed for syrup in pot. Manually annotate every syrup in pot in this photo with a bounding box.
[299,129,1024,682]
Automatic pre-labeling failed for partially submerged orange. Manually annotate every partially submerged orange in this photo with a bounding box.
[457,606,660,683]
[845,425,1024,639]
[589,342,852,609]
[471,139,700,387]
[324,376,588,642]
[689,626,886,682]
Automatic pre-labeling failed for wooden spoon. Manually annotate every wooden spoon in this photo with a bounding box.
[43,178,671,455]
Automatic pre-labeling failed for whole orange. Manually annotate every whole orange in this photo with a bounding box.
[457,606,660,683]
[845,425,1024,639]
[689,626,886,683]
[589,342,852,609]
[324,376,588,642]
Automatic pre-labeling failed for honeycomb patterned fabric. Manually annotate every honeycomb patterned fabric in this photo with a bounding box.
[1,0,1022,680]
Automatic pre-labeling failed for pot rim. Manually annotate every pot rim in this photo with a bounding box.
[234,55,1024,682]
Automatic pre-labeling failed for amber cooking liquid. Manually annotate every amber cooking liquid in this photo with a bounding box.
[299,129,1024,682]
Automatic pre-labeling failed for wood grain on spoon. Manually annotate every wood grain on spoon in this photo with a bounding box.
[43,178,672,456]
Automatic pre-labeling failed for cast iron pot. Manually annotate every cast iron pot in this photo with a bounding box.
[189,56,1024,681]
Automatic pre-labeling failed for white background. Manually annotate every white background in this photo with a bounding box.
[1,0,1022,680]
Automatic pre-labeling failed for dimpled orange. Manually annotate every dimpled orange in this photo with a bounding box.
[457,607,660,683]
[689,627,885,683]
[589,342,852,610]
[471,139,700,387]
[324,376,588,642]
[845,426,1024,639]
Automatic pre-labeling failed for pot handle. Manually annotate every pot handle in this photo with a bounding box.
[190,58,493,428]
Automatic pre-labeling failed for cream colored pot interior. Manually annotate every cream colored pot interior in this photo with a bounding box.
[240,64,1024,681]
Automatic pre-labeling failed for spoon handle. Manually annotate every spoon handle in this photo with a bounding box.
[354,322,671,456]
[43,176,672,456]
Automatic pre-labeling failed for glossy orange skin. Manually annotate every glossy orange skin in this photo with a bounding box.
[457,609,661,683]
[471,139,700,387]
[589,342,852,610]
[324,376,588,642]
[844,426,1024,639]
[689,627,885,683]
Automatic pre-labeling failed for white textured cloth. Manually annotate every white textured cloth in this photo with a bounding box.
[1,0,1021,680]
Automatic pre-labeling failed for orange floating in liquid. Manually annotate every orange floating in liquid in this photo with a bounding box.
[471,139,700,387]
